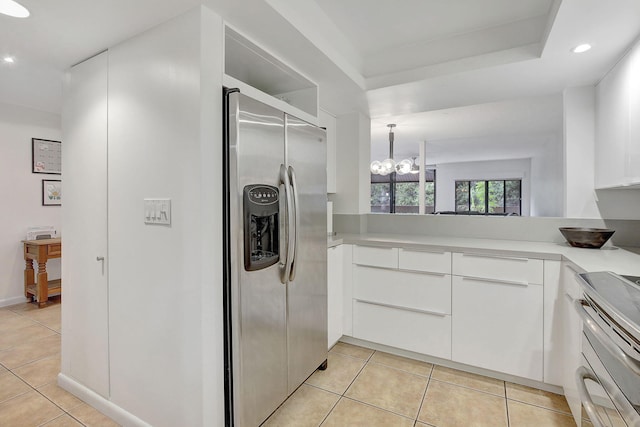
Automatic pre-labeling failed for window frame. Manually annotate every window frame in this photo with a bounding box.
[370,170,436,214]
[454,179,522,216]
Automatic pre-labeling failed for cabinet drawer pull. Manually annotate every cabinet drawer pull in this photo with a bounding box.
[398,269,447,277]
[401,248,446,255]
[462,252,528,262]
[462,276,529,287]
[355,299,447,317]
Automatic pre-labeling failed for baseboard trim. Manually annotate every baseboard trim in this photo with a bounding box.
[0,296,29,308]
[339,336,564,395]
[57,374,151,427]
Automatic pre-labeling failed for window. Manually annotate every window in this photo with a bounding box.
[371,170,436,213]
[455,180,521,215]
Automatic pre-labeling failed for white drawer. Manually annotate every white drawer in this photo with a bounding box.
[399,248,451,274]
[353,300,451,360]
[452,252,543,285]
[353,245,398,269]
[353,266,451,314]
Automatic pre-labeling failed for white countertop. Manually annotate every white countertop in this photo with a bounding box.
[329,233,640,275]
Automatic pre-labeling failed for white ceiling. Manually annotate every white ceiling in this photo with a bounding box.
[1,0,640,164]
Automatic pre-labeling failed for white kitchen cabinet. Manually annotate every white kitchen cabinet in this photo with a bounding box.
[561,261,585,426]
[61,51,110,398]
[353,266,450,314]
[451,275,543,381]
[595,38,640,188]
[327,245,344,348]
[398,248,451,274]
[353,245,398,269]
[353,300,451,359]
[319,109,337,194]
[452,252,543,285]
[543,260,563,386]
[342,244,354,336]
[350,246,452,359]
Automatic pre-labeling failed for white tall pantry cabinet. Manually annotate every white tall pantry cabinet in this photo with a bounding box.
[60,7,225,427]
[61,51,110,398]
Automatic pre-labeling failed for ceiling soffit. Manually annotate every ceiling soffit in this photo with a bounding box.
[363,15,548,78]
[291,0,558,89]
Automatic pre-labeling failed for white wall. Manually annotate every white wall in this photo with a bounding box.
[104,8,223,427]
[333,111,371,214]
[0,103,61,306]
[60,7,224,427]
[564,85,599,218]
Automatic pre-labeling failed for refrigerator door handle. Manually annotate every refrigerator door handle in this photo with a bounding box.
[288,165,300,282]
[279,164,294,284]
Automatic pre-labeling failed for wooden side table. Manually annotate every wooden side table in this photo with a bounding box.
[23,238,62,308]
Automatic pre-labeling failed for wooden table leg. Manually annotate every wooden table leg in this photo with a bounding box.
[37,260,48,308]
[24,258,34,299]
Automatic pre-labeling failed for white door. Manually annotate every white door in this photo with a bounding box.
[61,51,110,397]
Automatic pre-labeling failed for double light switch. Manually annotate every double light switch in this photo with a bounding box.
[144,199,171,225]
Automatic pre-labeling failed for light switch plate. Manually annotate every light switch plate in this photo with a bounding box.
[144,199,171,225]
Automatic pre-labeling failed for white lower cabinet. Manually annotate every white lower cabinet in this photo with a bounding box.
[350,246,452,359]
[327,245,344,348]
[353,266,450,314]
[353,300,451,359]
[451,276,543,381]
[347,244,555,384]
[561,262,585,426]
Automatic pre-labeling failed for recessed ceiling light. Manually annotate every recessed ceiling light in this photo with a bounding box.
[0,0,30,18]
[571,44,592,53]
[3,56,15,63]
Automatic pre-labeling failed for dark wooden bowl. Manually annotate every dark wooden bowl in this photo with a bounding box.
[559,227,615,249]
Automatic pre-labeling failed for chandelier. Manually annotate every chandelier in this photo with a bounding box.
[370,124,416,175]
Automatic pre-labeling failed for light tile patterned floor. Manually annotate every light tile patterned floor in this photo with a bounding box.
[265,342,578,427]
[1,299,578,426]
[0,297,119,427]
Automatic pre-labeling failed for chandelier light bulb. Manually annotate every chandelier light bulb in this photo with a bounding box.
[381,158,396,174]
[396,159,412,175]
[370,160,383,174]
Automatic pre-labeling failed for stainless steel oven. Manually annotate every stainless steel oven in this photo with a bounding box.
[574,272,640,427]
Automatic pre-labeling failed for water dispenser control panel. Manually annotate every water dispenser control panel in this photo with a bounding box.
[243,185,280,271]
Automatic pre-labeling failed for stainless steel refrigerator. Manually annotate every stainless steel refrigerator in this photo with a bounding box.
[222,89,328,427]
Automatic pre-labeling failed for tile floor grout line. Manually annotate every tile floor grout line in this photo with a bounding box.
[414,374,431,425]
[317,394,342,427]
[427,377,506,398]
[366,359,432,379]
[339,395,416,423]
[504,381,510,427]
[506,397,573,416]
[339,351,371,397]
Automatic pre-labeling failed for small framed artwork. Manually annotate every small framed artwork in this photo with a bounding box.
[32,138,62,174]
[42,180,62,206]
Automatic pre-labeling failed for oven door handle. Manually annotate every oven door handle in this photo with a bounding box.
[573,298,640,376]
[575,366,607,427]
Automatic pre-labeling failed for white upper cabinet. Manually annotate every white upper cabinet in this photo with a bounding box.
[224,26,319,123]
[595,39,640,188]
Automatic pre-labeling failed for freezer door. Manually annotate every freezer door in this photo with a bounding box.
[227,92,288,427]
[285,114,328,392]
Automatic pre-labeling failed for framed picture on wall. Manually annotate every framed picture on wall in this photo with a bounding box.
[42,180,62,206]
[32,138,62,174]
